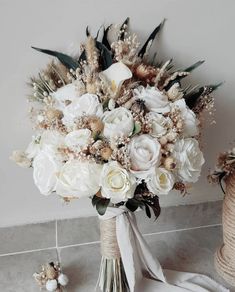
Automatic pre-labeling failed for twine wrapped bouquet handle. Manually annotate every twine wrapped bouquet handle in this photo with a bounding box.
[215,172,235,286]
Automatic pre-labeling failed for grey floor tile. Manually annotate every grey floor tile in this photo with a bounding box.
[60,225,233,292]
[136,200,222,235]
[0,249,58,292]
[57,216,100,247]
[60,243,100,291]
[0,221,56,255]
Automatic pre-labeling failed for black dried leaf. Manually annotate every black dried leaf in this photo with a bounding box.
[184,60,205,73]
[138,19,165,58]
[119,17,130,41]
[144,196,161,220]
[78,50,86,64]
[184,86,204,109]
[219,172,226,194]
[102,25,112,50]
[96,41,113,70]
[31,47,80,70]
[86,26,90,37]
[92,195,100,206]
[144,203,151,218]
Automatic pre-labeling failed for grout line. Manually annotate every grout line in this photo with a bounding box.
[0,246,56,257]
[143,223,222,237]
[0,223,222,258]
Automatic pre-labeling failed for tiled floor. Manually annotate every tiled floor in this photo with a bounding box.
[0,201,234,292]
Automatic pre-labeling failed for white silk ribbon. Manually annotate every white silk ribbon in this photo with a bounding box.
[99,207,229,292]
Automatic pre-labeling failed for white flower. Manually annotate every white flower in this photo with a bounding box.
[58,274,69,286]
[128,134,161,178]
[62,93,103,128]
[33,151,61,195]
[26,131,65,159]
[167,83,184,100]
[10,150,31,168]
[56,160,102,198]
[147,167,175,195]
[100,62,132,93]
[172,138,205,183]
[52,83,78,110]
[102,107,134,140]
[147,112,172,138]
[46,279,58,291]
[65,129,92,151]
[100,161,136,203]
[134,86,170,113]
[173,99,199,137]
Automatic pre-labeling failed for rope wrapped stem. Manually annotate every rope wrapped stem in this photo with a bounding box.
[215,172,235,287]
[97,217,129,292]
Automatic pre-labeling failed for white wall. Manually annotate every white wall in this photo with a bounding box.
[0,0,234,227]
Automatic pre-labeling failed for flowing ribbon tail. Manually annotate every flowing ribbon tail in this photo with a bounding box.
[116,211,166,292]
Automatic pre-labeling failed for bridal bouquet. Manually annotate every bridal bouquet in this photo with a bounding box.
[12,18,222,292]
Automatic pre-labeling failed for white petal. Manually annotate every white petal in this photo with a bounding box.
[100,62,132,91]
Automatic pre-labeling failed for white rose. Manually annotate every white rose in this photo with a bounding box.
[173,99,199,137]
[134,85,170,113]
[56,160,102,198]
[146,167,175,195]
[172,138,205,183]
[65,129,92,151]
[62,93,103,128]
[100,161,136,203]
[128,134,161,178]
[102,107,134,140]
[52,83,78,110]
[33,151,61,195]
[26,131,65,159]
[147,112,172,138]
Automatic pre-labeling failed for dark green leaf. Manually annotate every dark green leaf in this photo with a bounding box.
[102,25,112,50]
[184,60,205,72]
[92,195,100,207]
[119,17,130,40]
[31,47,80,70]
[96,41,113,70]
[96,198,110,216]
[138,19,165,58]
[126,198,140,212]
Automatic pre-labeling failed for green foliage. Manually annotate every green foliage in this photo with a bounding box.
[31,47,80,70]
[92,195,110,216]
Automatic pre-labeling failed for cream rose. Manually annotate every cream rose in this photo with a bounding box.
[33,151,61,195]
[65,129,92,151]
[173,99,199,137]
[167,83,184,100]
[62,93,103,128]
[56,160,102,198]
[147,167,175,195]
[172,138,205,183]
[102,107,134,140]
[100,161,136,203]
[128,134,161,178]
[134,85,170,113]
[147,112,172,138]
